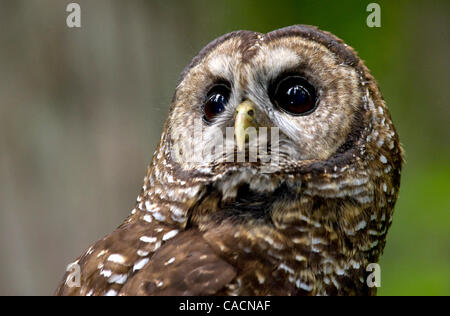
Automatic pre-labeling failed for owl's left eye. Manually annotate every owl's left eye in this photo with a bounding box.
[202,84,230,123]
[271,76,317,116]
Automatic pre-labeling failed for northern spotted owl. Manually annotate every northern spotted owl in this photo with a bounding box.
[56,25,403,296]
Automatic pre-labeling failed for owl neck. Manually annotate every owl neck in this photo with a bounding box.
[185,167,391,295]
[187,181,381,295]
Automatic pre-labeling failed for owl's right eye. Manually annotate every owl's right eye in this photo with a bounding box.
[202,84,230,123]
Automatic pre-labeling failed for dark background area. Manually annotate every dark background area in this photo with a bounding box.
[0,0,448,295]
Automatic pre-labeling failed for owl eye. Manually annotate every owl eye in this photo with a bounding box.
[202,84,230,123]
[272,76,317,115]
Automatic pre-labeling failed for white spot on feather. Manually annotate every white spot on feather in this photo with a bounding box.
[100,269,112,278]
[164,257,175,265]
[137,250,149,257]
[296,280,312,292]
[133,258,149,272]
[108,274,128,284]
[104,289,117,296]
[355,220,367,231]
[152,212,166,222]
[140,236,157,243]
[295,254,306,262]
[377,138,384,148]
[278,263,295,275]
[355,195,373,204]
[162,230,179,241]
[107,254,125,264]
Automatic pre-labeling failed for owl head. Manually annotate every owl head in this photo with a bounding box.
[152,25,402,205]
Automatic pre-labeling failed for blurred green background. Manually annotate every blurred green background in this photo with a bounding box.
[0,0,448,295]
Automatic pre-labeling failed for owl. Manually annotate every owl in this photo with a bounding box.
[56,25,402,296]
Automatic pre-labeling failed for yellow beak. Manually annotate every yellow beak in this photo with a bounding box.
[234,100,256,152]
